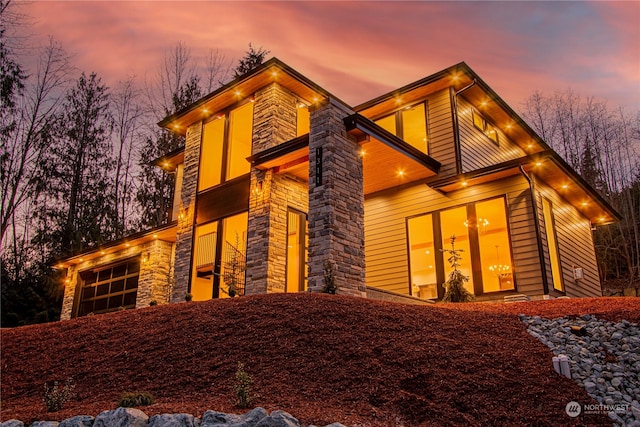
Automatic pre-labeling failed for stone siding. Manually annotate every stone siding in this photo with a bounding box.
[307,98,366,297]
[171,121,202,302]
[245,83,305,294]
[136,239,175,307]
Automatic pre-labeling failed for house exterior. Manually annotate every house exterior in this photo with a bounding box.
[58,59,620,320]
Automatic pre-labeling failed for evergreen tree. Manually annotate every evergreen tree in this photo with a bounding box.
[233,43,270,78]
[33,72,114,258]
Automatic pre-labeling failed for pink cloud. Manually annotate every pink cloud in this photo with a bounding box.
[25,1,638,112]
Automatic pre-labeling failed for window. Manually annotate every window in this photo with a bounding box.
[297,104,310,136]
[375,102,428,154]
[407,197,514,298]
[476,198,514,292]
[191,212,248,300]
[407,214,437,298]
[77,259,140,316]
[542,198,563,291]
[472,110,499,144]
[199,101,254,191]
[440,206,474,295]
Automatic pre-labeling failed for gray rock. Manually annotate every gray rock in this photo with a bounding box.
[149,414,200,427]
[1,421,24,427]
[254,411,299,427]
[612,377,622,388]
[93,407,148,427]
[29,423,58,427]
[584,381,597,393]
[201,407,267,426]
[59,416,94,427]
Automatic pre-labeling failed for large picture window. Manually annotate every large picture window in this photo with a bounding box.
[77,259,140,316]
[191,212,248,300]
[375,102,428,154]
[407,197,514,298]
[199,101,254,191]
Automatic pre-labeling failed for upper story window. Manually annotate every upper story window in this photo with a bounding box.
[374,102,428,154]
[199,101,254,191]
[472,110,499,145]
[297,104,310,136]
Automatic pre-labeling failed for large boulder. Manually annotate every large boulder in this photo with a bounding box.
[201,407,267,426]
[254,410,299,427]
[149,413,200,427]
[0,421,24,427]
[93,407,148,427]
[59,416,95,427]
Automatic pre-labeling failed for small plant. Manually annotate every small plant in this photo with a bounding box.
[184,292,193,302]
[149,300,158,306]
[117,391,154,408]
[43,377,75,412]
[440,235,474,303]
[232,362,256,408]
[322,260,338,294]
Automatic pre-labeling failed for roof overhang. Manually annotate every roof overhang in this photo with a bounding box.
[344,114,441,195]
[428,151,620,226]
[151,145,185,171]
[248,135,309,182]
[159,58,346,137]
[53,222,178,268]
[355,62,551,156]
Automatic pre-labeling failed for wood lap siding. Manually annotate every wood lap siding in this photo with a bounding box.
[427,89,456,176]
[457,97,526,173]
[535,181,601,297]
[364,175,545,297]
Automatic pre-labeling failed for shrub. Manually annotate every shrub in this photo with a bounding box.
[233,362,256,408]
[184,292,193,302]
[441,235,474,303]
[322,260,338,294]
[43,377,75,412]
[149,300,158,306]
[117,391,154,408]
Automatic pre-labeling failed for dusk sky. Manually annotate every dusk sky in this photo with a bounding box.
[21,1,640,113]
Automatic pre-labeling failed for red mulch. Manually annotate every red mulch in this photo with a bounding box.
[2,294,637,426]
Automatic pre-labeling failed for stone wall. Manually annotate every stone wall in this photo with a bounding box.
[171,121,202,302]
[245,84,304,295]
[307,98,366,298]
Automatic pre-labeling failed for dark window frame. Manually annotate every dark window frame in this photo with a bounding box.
[405,195,516,298]
[374,100,430,155]
[472,109,499,145]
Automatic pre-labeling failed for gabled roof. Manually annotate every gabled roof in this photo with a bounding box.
[158,58,348,136]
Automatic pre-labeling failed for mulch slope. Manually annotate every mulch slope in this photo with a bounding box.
[2,294,637,426]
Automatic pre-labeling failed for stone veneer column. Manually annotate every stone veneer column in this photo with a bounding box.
[307,98,366,297]
[245,83,299,294]
[170,121,202,302]
[137,239,175,307]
